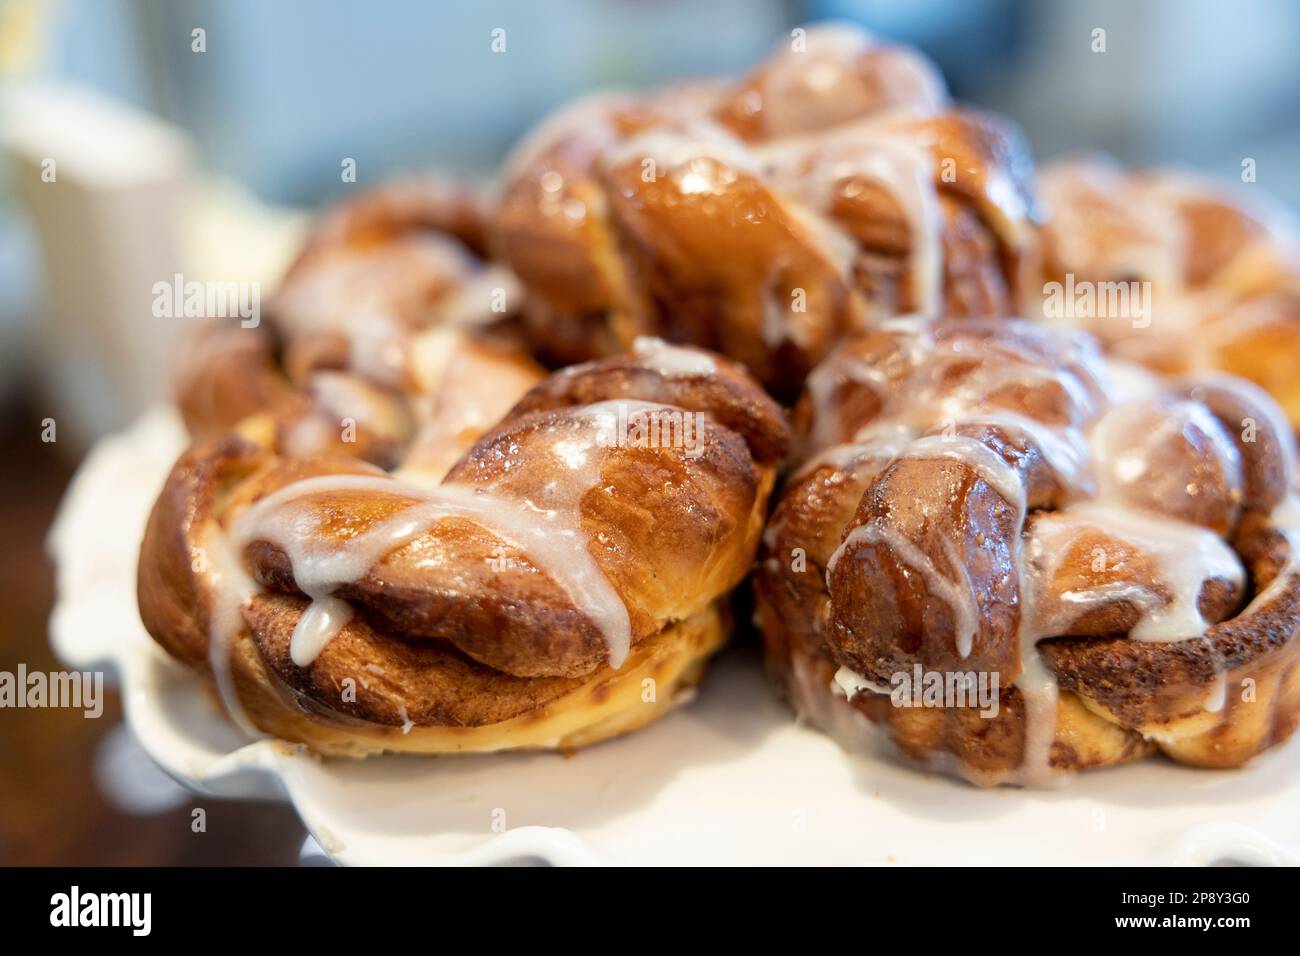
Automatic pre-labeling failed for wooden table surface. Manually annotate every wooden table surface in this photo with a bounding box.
[0,392,306,866]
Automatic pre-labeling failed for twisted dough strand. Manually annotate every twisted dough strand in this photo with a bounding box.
[757,318,1300,785]
[140,340,789,755]
[495,24,1039,395]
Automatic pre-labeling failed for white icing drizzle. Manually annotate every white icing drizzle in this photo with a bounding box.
[507,29,955,359]
[398,331,540,483]
[950,410,1096,498]
[800,317,1289,784]
[202,523,261,736]
[308,371,399,433]
[1202,665,1228,713]
[789,652,897,762]
[828,522,981,660]
[500,90,630,182]
[1040,160,1189,288]
[604,121,870,336]
[282,415,337,460]
[802,357,874,455]
[1098,357,1163,404]
[876,313,932,336]
[898,434,1026,518]
[832,665,890,698]
[802,336,927,455]
[396,704,414,735]
[805,322,1111,464]
[806,330,1070,781]
[277,233,475,343]
[762,23,877,132]
[761,286,800,349]
[1141,167,1300,280]
[596,73,949,335]
[1041,159,1300,395]
[230,455,635,669]
[429,264,522,328]
[287,597,354,668]
[930,356,1102,428]
[1010,632,1061,786]
[1087,398,1243,510]
[882,139,944,317]
[790,422,911,481]
[757,123,942,316]
[604,122,758,182]
[827,431,1027,661]
[1219,496,1300,712]
[331,252,515,393]
[632,336,717,376]
[1023,506,1243,643]
[780,199,862,288]
[1244,495,1300,615]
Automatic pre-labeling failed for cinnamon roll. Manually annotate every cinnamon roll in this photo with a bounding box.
[175,175,524,443]
[494,23,1039,396]
[1039,156,1300,429]
[139,340,790,756]
[756,317,1300,785]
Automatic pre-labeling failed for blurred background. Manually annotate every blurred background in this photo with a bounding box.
[2,0,1298,864]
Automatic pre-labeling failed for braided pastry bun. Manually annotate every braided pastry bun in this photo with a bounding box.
[494,23,1039,396]
[1039,156,1300,428]
[756,316,1300,786]
[176,176,524,442]
[139,339,789,756]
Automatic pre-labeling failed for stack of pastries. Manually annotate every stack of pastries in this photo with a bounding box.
[136,24,1300,783]
[141,176,789,755]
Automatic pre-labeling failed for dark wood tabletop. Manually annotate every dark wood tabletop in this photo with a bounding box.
[0,391,306,866]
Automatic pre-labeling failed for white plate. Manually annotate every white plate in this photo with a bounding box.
[48,409,1300,866]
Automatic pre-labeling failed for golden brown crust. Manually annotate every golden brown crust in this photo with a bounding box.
[140,345,788,755]
[774,646,1154,783]
[756,317,1300,785]
[235,405,773,679]
[243,592,727,732]
[1042,514,1300,735]
[173,326,292,439]
[827,455,1024,683]
[508,345,791,466]
[236,602,727,756]
[494,26,1039,396]
[138,434,275,668]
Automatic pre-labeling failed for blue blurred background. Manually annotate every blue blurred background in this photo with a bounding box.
[19,0,1300,204]
[4,0,1300,441]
